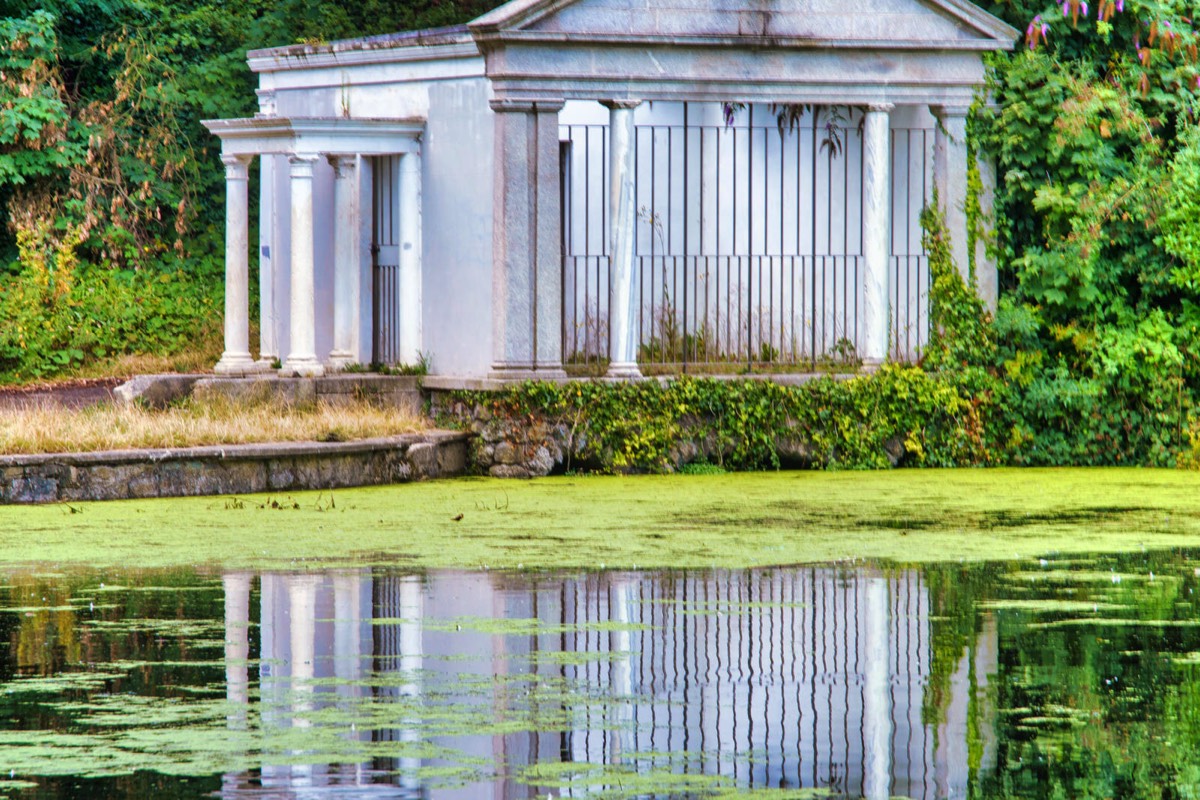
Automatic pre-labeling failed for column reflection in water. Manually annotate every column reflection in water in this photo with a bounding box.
[221,572,252,799]
[863,576,891,800]
[218,567,996,799]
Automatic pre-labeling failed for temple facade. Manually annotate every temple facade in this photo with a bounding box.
[204,0,1017,380]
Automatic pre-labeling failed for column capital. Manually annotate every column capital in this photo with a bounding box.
[865,103,894,114]
[288,153,319,176]
[326,154,358,178]
[930,104,972,120]
[601,99,641,111]
[490,98,537,113]
[221,153,251,180]
[489,98,564,114]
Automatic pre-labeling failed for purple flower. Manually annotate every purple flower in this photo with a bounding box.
[1116,0,1123,11]
[1081,2,1088,16]
[1063,1,1070,16]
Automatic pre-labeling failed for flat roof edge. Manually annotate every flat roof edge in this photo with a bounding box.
[248,25,477,64]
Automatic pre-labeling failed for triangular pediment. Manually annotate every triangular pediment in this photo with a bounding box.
[471,0,1017,48]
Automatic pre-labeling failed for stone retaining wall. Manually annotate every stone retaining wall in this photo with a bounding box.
[0,431,469,504]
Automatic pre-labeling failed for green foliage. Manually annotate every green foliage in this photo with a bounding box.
[922,195,994,371]
[970,2,1200,468]
[0,232,218,381]
[450,368,1001,474]
[0,0,498,384]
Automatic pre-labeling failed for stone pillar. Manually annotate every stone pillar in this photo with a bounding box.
[863,575,892,800]
[975,155,999,312]
[284,154,325,377]
[932,105,972,283]
[862,104,893,367]
[398,150,423,366]
[605,100,642,379]
[490,99,567,379]
[534,103,566,376]
[328,155,360,369]
[215,154,258,375]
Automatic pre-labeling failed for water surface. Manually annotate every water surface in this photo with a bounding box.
[3,551,1200,798]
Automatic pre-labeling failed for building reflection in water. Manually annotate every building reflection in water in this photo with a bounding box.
[219,569,998,799]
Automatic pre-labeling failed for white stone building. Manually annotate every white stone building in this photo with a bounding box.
[204,0,1017,381]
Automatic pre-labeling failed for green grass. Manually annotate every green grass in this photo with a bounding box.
[3,467,1200,571]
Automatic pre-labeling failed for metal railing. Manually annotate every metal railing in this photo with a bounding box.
[561,106,934,373]
[372,155,402,366]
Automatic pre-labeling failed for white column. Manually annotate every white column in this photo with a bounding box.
[284,154,325,377]
[863,575,892,800]
[862,104,893,367]
[398,150,423,366]
[215,154,259,375]
[258,157,279,368]
[932,105,972,284]
[605,100,642,379]
[328,155,360,370]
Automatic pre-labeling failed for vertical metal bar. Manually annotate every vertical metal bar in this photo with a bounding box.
[747,104,754,370]
[734,121,741,360]
[843,123,850,352]
[810,113,818,365]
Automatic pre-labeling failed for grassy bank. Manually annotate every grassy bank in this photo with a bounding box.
[0,393,425,454]
[2,468,1199,571]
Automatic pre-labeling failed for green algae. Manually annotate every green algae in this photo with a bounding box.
[979,599,1128,613]
[0,468,1199,571]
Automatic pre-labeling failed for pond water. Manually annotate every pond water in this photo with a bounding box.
[2,553,1200,799]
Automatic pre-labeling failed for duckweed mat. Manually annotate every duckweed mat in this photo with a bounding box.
[1,468,1199,570]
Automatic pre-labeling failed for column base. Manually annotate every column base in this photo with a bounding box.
[859,358,886,374]
[326,351,356,371]
[489,363,571,382]
[605,362,643,380]
[282,355,326,378]
[214,352,263,376]
[257,354,280,370]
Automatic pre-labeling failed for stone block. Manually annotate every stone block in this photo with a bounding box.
[114,374,204,408]
[527,445,556,477]
[407,443,438,479]
[8,475,59,503]
[267,459,298,490]
[490,464,531,479]
[494,441,520,465]
[437,440,469,476]
[127,468,161,499]
[85,464,140,500]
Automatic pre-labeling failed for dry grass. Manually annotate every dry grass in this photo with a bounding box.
[0,392,427,454]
